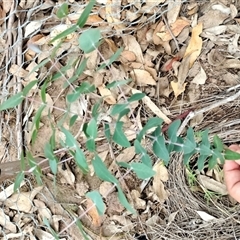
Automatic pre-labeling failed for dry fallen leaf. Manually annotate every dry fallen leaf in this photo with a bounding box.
[184,22,203,67]
[98,85,117,104]
[196,211,216,222]
[86,198,103,227]
[152,162,169,203]
[157,18,190,42]
[130,69,156,86]
[197,175,227,195]
[192,66,207,85]
[2,0,13,13]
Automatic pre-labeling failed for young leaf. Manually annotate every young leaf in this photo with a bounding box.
[104,123,111,141]
[56,3,68,19]
[86,191,105,215]
[213,135,223,152]
[14,171,24,192]
[78,81,96,94]
[69,114,78,127]
[63,58,88,88]
[134,140,152,167]
[92,100,102,119]
[76,0,96,27]
[200,129,210,147]
[117,108,130,121]
[50,25,78,44]
[97,47,123,70]
[224,149,240,160]
[112,121,131,147]
[66,89,81,103]
[137,117,163,141]
[153,135,169,165]
[183,128,196,154]
[110,103,129,116]
[92,155,118,185]
[79,29,101,53]
[116,186,136,214]
[212,149,224,164]
[32,105,45,130]
[44,143,58,175]
[0,92,24,111]
[130,163,156,179]
[127,93,145,103]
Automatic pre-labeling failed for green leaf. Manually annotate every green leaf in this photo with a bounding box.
[22,80,38,96]
[78,82,96,94]
[183,128,196,154]
[31,129,38,144]
[224,149,240,160]
[137,117,163,141]
[86,118,97,139]
[97,47,123,70]
[208,155,217,170]
[52,60,73,81]
[69,114,78,127]
[117,161,130,168]
[130,163,155,179]
[75,148,89,174]
[197,154,208,171]
[86,191,105,215]
[104,123,111,141]
[167,119,181,143]
[56,3,68,18]
[213,135,223,152]
[63,58,88,88]
[111,103,129,116]
[44,143,58,175]
[92,100,102,119]
[76,0,96,27]
[14,171,24,192]
[200,129,210,147]
[212,149,224,164]
[20,152,25,171]
[43,217,59,239]
[134,140,152,167]
[106,79,131,89]
[79,29,101,53]
[75,219,89,240]
[32,105,45,130]
[183,149,196,165]
[113,121,131,147]
[117,108,130,121]
[127,93,145,103]
[0,92,24,111]
[92,155,118,185]
[66,89,81,103]
[152,135,169,165]
[29,58,49,75]
[50,25,78,44]
[116,186,136,214]
[40,81,48,103]
[199,143,212,156]
[171,137,184,152]
[86,138,96,152]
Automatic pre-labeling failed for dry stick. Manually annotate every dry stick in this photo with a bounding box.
[16,20,24,159]
[177,89,240,136]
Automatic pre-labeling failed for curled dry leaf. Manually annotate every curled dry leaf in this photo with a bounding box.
[132,89,171,124]
[98,85,117,104]
[167,1,182,24]
[130,69,156,86]
[0,210,16,233]
[197,174,227,195]
[184,22,203,67]
[157,18,190,42]
[207,49,225,66]
[218,59,240,69]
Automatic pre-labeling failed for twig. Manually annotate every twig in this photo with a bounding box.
[177,88,240,136]
[162,13,180,52]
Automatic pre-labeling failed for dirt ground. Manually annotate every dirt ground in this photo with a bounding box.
[1,0,240,239]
